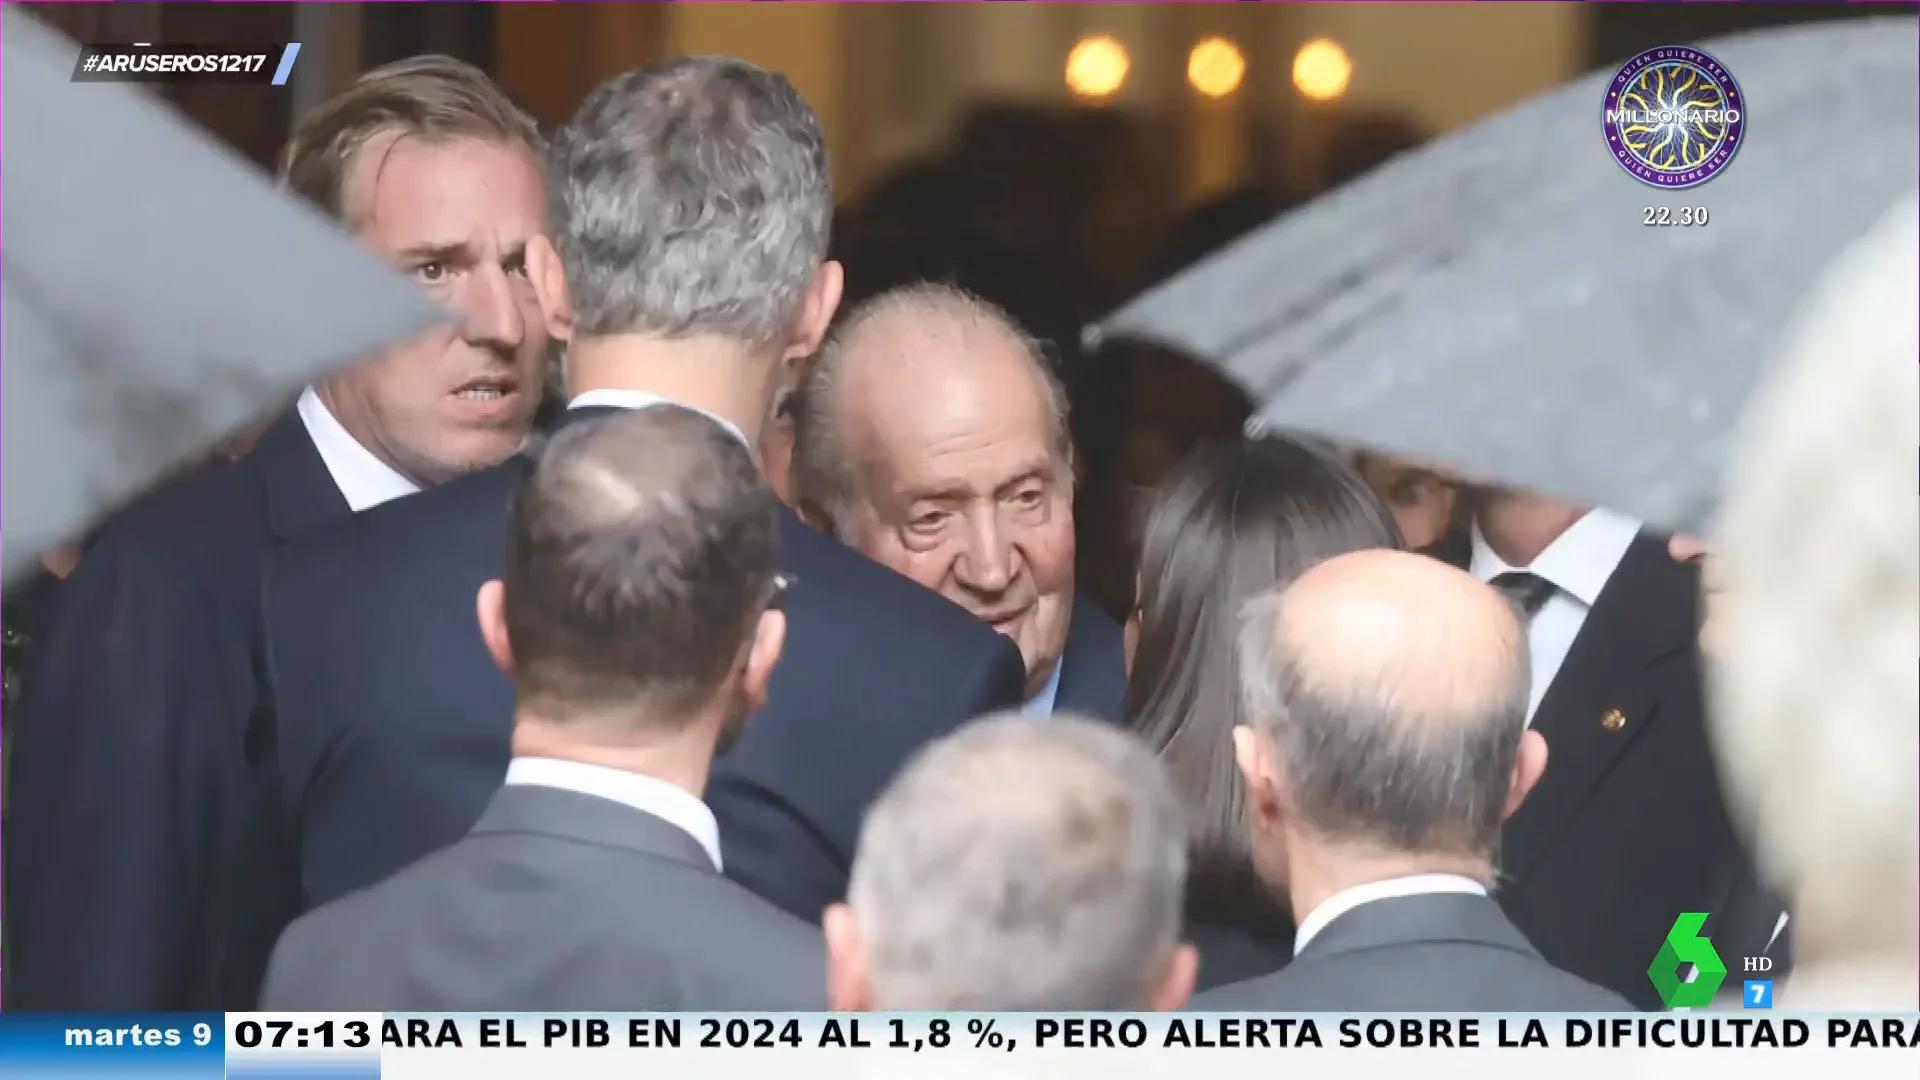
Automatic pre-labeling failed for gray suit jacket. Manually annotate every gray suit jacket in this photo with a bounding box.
[1196,893,1633,1011]
[260,784,826,1011]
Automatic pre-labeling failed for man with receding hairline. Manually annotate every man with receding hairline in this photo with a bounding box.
[1203,549,1629,1010]
[793,284,1127,720]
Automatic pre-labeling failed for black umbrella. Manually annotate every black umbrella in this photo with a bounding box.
[0,10,446,583]
[1093,19,1918,534]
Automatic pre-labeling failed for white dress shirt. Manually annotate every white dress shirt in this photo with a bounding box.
[503,756,723,871]
[1293,873,1489,956]
[567,389,752,450]
[296,387,419,511]
[1469,507,1641,720]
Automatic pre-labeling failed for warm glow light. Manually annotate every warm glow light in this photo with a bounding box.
[1292,37,1352,102]
[1187,37,1246,99]
[1065,34,1130,100]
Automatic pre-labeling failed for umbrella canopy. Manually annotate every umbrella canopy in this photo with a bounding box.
[1093,18,1919,534]
[0,10,447,583]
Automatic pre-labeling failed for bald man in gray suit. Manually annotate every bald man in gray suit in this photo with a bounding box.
[260,407,822,1010]
[1201,550,1629,1012]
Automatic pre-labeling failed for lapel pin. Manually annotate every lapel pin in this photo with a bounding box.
[1601,708,1627,732]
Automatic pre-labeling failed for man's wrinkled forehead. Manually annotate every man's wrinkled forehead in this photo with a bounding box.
[852,311,1053,422]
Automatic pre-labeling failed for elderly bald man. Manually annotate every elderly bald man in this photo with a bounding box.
[1201,549,1630,1011]
[791,284,1127,721]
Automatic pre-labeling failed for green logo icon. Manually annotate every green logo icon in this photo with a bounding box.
[1649,911,1727,1007]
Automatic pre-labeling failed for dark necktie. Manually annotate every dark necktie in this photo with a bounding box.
[1491,570,1557,618]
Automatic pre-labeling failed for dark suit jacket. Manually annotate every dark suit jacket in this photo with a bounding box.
[3,568,66,810]
[5,411,345,1009]
[260,783,824,1011]
[3,568,66,655]
[266,404,1027,917]
[1186,918,1295,992]
[1050,596,1128,720]
[1197,893,1631,1011]
[1433,529,1786,1008]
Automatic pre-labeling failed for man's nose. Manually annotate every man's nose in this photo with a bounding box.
[458,265,526,350]
[956,514,1015,594]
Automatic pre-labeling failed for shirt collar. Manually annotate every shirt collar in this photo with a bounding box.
[1294,873,1489,956]
[1021,659,1064,717]
[296,387,419,512]
[567,389,752,451]
[503,756,723,871]
[1468,507,1641,607]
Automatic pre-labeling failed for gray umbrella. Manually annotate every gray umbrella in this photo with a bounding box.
[0,10,446,583]
[1094,18,1919,534]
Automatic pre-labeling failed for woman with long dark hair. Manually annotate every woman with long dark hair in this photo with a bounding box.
[1124,435,1404,989]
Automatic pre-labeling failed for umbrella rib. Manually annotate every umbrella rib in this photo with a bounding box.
[1221,241,1467,403]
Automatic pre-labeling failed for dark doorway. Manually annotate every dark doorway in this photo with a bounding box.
[360,1,495,74]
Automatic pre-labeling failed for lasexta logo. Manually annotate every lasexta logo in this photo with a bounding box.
[1648,911,1727,1007]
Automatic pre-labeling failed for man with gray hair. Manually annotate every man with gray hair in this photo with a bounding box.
[263,57,1024,920]
[792,284,1126,720]
[824,712,1196,1010]
[1202,548,1629,1010]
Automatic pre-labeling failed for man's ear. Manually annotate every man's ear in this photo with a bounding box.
[476,580,514,676]
[525,235,575,343]
[823,903,876,1011]
[1232,724,1286,827]
[786,261,845,361]
[741,609,787,714]
[794,497,835,537]
[1504,730,1549,820]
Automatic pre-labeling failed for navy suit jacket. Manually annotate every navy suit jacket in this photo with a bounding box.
[5,411,344,1010]
[1047,597,1128,722]
[265,405,1028,919]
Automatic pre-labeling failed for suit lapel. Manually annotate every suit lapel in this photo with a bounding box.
[248,409,352,545]
[1501,534,1697,886]
[1052,597,1128,721]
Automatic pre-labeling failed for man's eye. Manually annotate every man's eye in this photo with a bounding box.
[414,262,446,283]
[503,256,528,278]
[911,511,950,532]
[1392,479,1438,505]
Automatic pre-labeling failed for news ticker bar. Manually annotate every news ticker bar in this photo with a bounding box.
[71,44,302,86]
[0,1013,1916,1080]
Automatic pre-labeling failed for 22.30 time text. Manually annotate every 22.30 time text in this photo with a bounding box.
[1643,206,1709,227]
